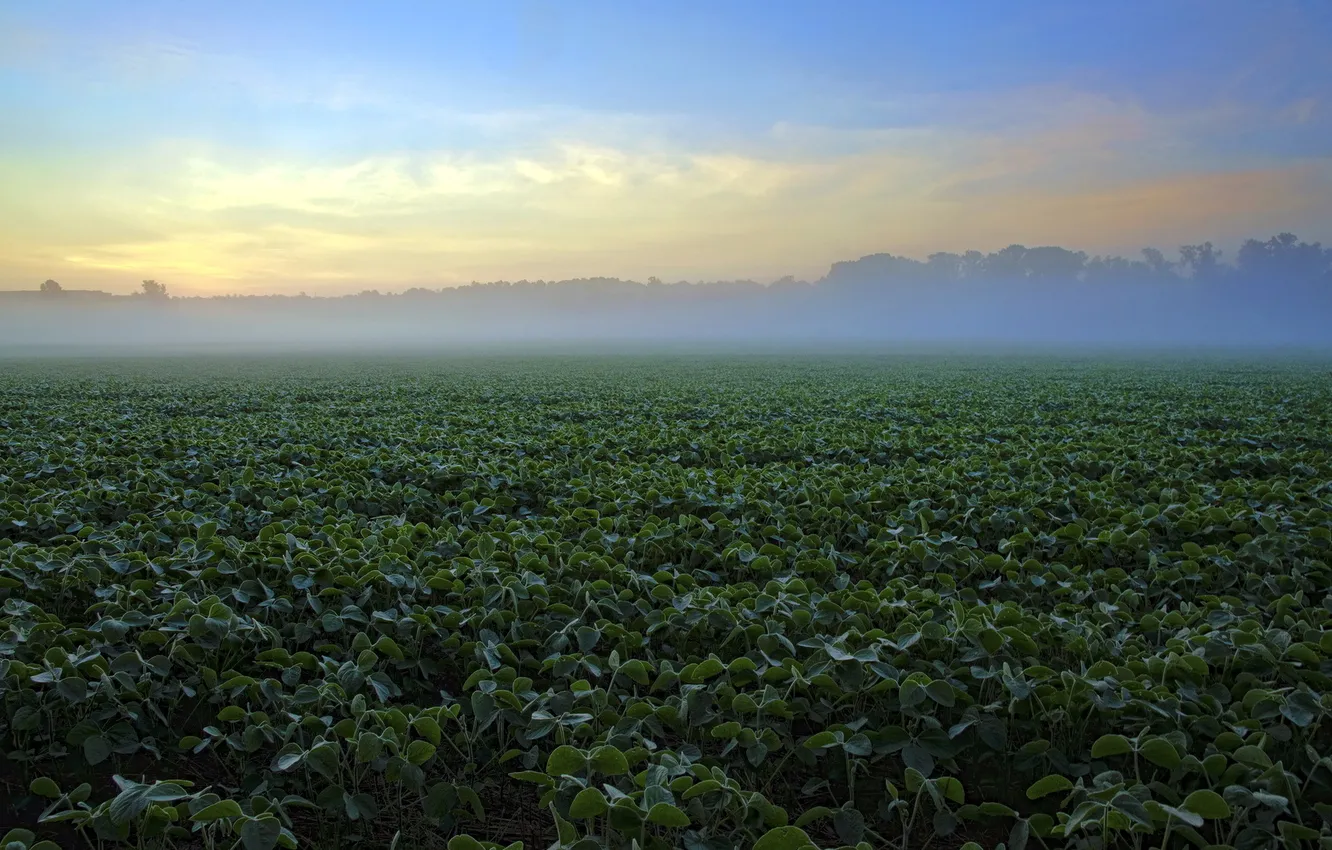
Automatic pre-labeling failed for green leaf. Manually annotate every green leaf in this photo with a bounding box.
[373,636,404,660]
[646,802,691,828]
[1140,737,1181,769]
[1159,804,1203,828]
[1278,822,1321,841]
[304,743,340,779]
[423,783,457,820]
[979,802,1017,818]
[925,680,956,707]
[902,745,934,777]
[933,809,958,837]
[834,808,866,845]
[191,800,244,821]
[683,779,723,799]
[1232,745,1271,768]
[843,732,872,756]
[1008,819,1031,850]
[108,780,151,825]
[273,752,303,772]
[979,628,1004,654]
[546,745,585,776]
[1111,793,1154,829]
[345,791,378,821]
[1182,790,1231,820]
[804,731,837,749]
[406,740,436,766]
[904,767,926,794]
[619,659,650,685]
[57,677,89,703]
[794,806,835,827]
[241,815,283,850]
[935,777,965,804]
[412,716,442,745]
[1091,734,1133,758]
[608,802,643,831]
[447,838,485,850]
[29,777,61,799]
[589,745,629,776]
[692,658,724,680]
[1281,690,1321,727]
[0,832,36,847]
[144,782,190,802]
[569,787,609,819]
[1026,775,1073,799]
[753,826,817,850]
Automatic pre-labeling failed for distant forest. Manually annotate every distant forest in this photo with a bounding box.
[11,231,1331,302]
[3,232,1329,350]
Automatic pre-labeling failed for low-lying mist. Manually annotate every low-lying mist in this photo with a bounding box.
[4,235,1329,355]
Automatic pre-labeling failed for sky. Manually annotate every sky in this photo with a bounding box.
[1,0,1330,295]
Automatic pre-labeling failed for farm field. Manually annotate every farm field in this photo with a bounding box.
[2,354,1331,850]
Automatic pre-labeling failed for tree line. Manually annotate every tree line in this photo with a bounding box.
[27,232,1330,300]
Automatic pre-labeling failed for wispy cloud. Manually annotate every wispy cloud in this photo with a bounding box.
[6,99,1326,296]
[2,5,1328,295]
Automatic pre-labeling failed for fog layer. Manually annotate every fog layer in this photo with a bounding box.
[4,234,1329,353]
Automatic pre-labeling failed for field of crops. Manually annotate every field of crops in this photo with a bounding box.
[2,354,1331,850]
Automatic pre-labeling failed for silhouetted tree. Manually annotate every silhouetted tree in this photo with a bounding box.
[1085,255,1151,283]
[825,253,924,288]
[1141,248,1174,276]
[984,245,1031,280]
[1236,233,1326,282]
[17,231,1328,324]
[925,252,965,282]
[1024,246,1087,280]
[1178,243,1224,280]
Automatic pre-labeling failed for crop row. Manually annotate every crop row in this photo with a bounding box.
[1,356,1330,850]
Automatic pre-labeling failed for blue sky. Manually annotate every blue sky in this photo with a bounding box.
[1,0,1329,293]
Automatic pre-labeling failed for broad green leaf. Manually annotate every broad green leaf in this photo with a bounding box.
[83,735,112,766]
[1026,775,1073,800]
[1159,804,1203,828]
[241,816,282,850]
[1182,790,1231,820]
[406,740,436,765]
[753,826,816,850]
[191,800,244,821]
[1139,737,1181,769]
[29,777,61,799]
[412,716,442,745]
[569,787,608,819]
[935,777,965,804]
[1091,734,1133,758]
[924,680,956,707]
[794,806,834,827]
[546,745,585,777]
[589,745,629,776]
[646,802,690,827]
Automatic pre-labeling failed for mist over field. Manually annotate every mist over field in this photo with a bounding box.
[4,234,1330,354]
